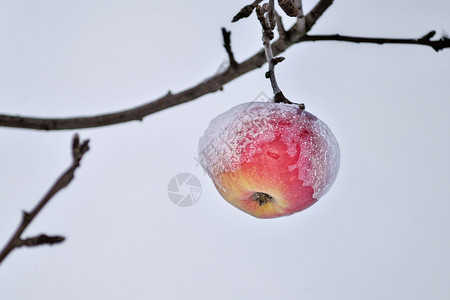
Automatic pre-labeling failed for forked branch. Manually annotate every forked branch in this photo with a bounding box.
[0,134,90,264]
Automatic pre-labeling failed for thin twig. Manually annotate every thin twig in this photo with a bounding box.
[303,0,333,34]
[275,12,287,40]
[257,2,291,103]
[299,32,450,51]
[262,35,283,96]
[0,134,90,265]
[221,28,238,69]
[256,5,274,40]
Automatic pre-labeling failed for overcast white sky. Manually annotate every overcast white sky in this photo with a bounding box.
[1,1,450,299]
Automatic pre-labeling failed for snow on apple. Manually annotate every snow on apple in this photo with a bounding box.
[198,102,340,218]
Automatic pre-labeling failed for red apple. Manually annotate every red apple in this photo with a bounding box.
[198,102,340,218]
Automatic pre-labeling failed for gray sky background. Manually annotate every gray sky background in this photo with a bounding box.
[1,0,450,299]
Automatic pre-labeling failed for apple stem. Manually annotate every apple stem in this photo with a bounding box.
[256,2,293,104]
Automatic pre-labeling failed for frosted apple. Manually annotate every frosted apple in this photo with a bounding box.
[198,102,340,218]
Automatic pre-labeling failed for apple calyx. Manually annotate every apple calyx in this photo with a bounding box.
[252,192,274,206]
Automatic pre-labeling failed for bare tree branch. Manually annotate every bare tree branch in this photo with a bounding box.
[299,31,450,51]
[1,0,448,131]
[303,0,333,33]
[221,28,238,68]
[275,12,287,40]
[0,134,90,265]
[17,234,65,248]
[0,0,333,131]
